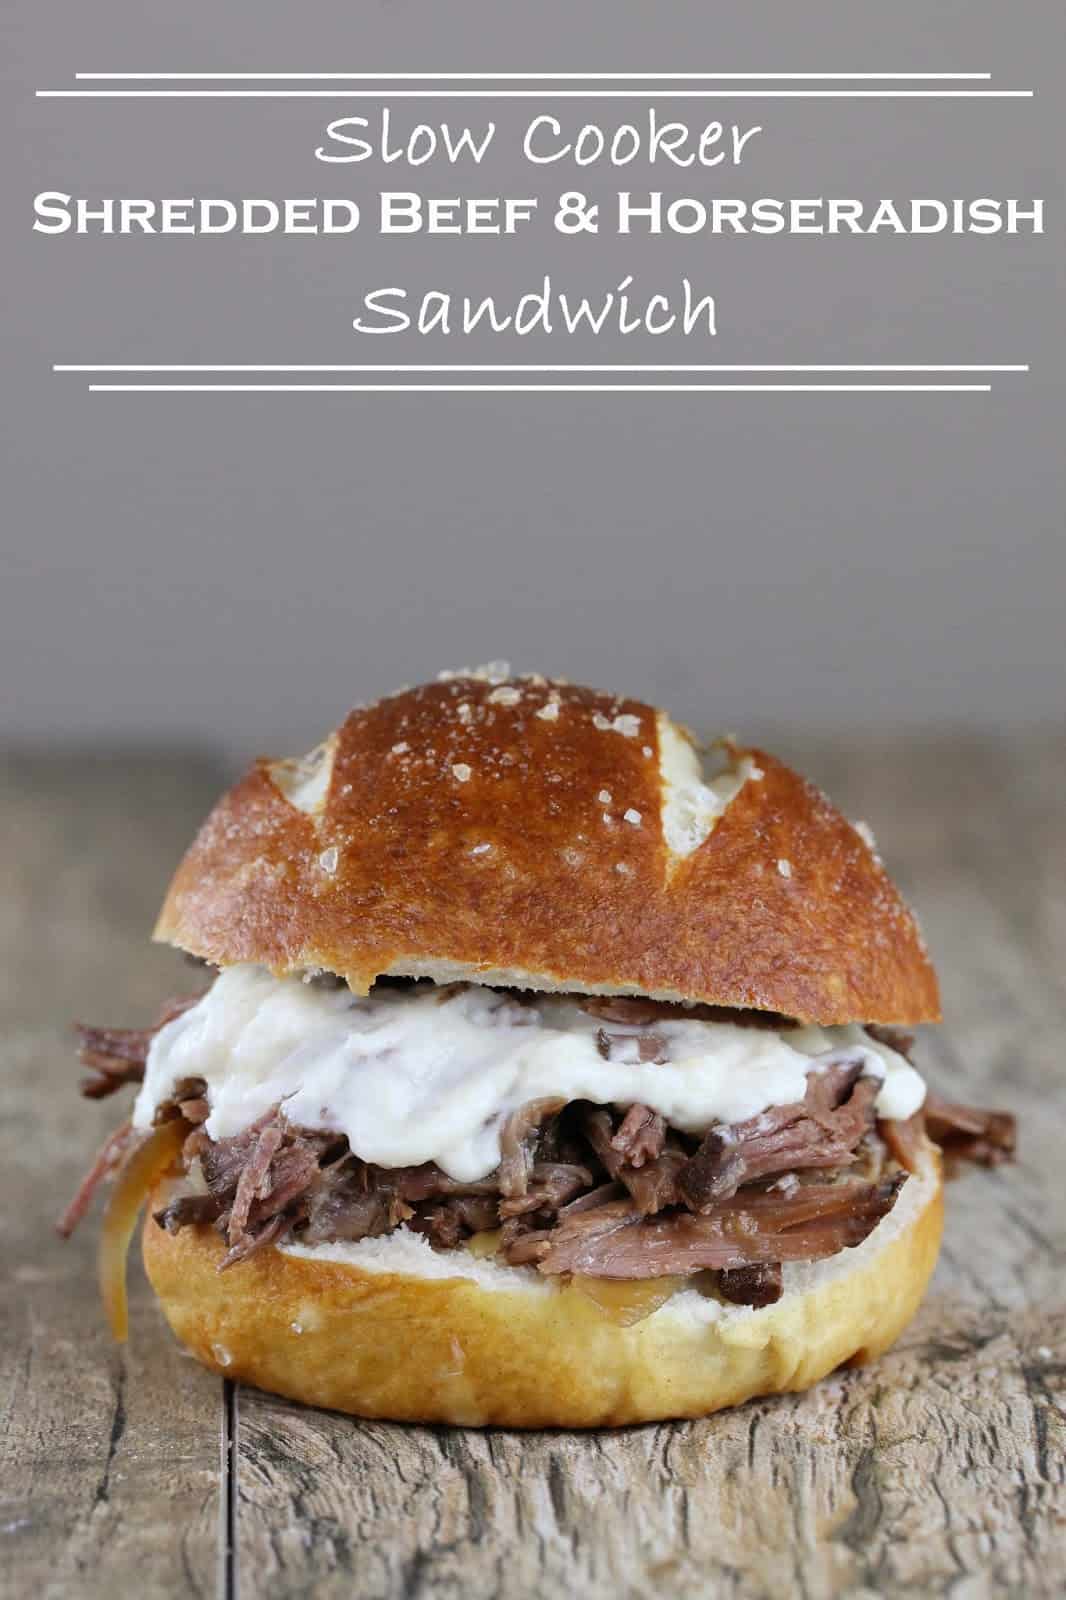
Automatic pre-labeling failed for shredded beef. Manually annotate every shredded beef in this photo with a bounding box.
[389,1165,500,1204]
[581,1107,628,1182]
[501,1221,554,1265]
[300,1159,505,1249]
[498,1097,567,1197]
[530,1103,591,1168]
[596,1029,669,1064]
[63,980,1016,1311]
[611,1104,667,1166]
[408,1196,500,1249]
[152,1077,209,1128]
[221,1212,289,1269]
[74,994,203,1099]
[153,1193,223,1233]
[528,1175,906,1279]
[922,1092,1016,1169]
[878,1111,926,1173]
[498,1162,593,1218]
[186,1116,334,1265]
[74,1025,153,1098]
[622,1149,690,1216]
[581,996,674,1026]
[227,1125,284,1244]
[242,1141,322,1229]
[56,1120,138,1238]
[176,1096,210,1124]
[303,1179,408,1247]
[198,1123,262,1199]
[558,1180,627,1216]
[64,1059,910,1299]
[719,1262,783,1307]
[581,996,795,1030]
[582,1107,685,1215]
[878,1094,1016,1175]
[678,1061,878,1210]
[705,1175,903,1230]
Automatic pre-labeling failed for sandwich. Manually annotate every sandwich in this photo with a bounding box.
[60,667,1014,1427]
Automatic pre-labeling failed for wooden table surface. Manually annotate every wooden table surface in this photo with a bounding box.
[2,739,1064,1599]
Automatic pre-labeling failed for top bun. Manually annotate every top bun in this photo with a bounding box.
[155,668,939,1025]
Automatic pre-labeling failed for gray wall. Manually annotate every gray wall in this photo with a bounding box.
[2,3,1063,758]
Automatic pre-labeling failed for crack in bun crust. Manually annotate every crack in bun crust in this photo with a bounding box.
[142,1151,944,1427]
[153,674,940,1024]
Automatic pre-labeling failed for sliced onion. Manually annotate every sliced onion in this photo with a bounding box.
[464,1233,683,1325]
[571,1273,686,1327]
[98,1120,187,1341]
[465,1229,503,1259]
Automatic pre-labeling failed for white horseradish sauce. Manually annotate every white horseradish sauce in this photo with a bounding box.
[133,965,925,1183]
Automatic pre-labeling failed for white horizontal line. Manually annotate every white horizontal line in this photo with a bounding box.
[73,72,996,82]
[37,89,1034,99]
[87,383,994,393]
[57,365,1028,374]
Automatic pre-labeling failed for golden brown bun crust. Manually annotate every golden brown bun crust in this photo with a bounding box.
[143,1159,943,1428]
[154,674,939,1024]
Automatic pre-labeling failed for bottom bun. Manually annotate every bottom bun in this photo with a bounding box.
[143,1149,943,1428]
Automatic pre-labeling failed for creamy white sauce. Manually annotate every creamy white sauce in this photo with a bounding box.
[134,966,925,1183]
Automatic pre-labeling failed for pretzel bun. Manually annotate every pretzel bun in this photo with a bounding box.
[143,1145,943,1428]
[154,670,938,1024]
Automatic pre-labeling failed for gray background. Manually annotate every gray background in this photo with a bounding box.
[2,2,1062,760]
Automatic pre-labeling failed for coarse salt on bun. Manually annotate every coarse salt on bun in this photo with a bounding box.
[143,1143,943,1428]
[154,667,939,1025]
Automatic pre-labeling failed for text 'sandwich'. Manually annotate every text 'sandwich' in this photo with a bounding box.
[61,669,1014,1426]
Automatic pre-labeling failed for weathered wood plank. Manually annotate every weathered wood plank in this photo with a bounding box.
[3,741,1062,1598]
[232,733,1066,1600]
[0,753,228,1599]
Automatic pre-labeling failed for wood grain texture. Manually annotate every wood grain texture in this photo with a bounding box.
[2,739,1063,1599]
[0,752,227,1599]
